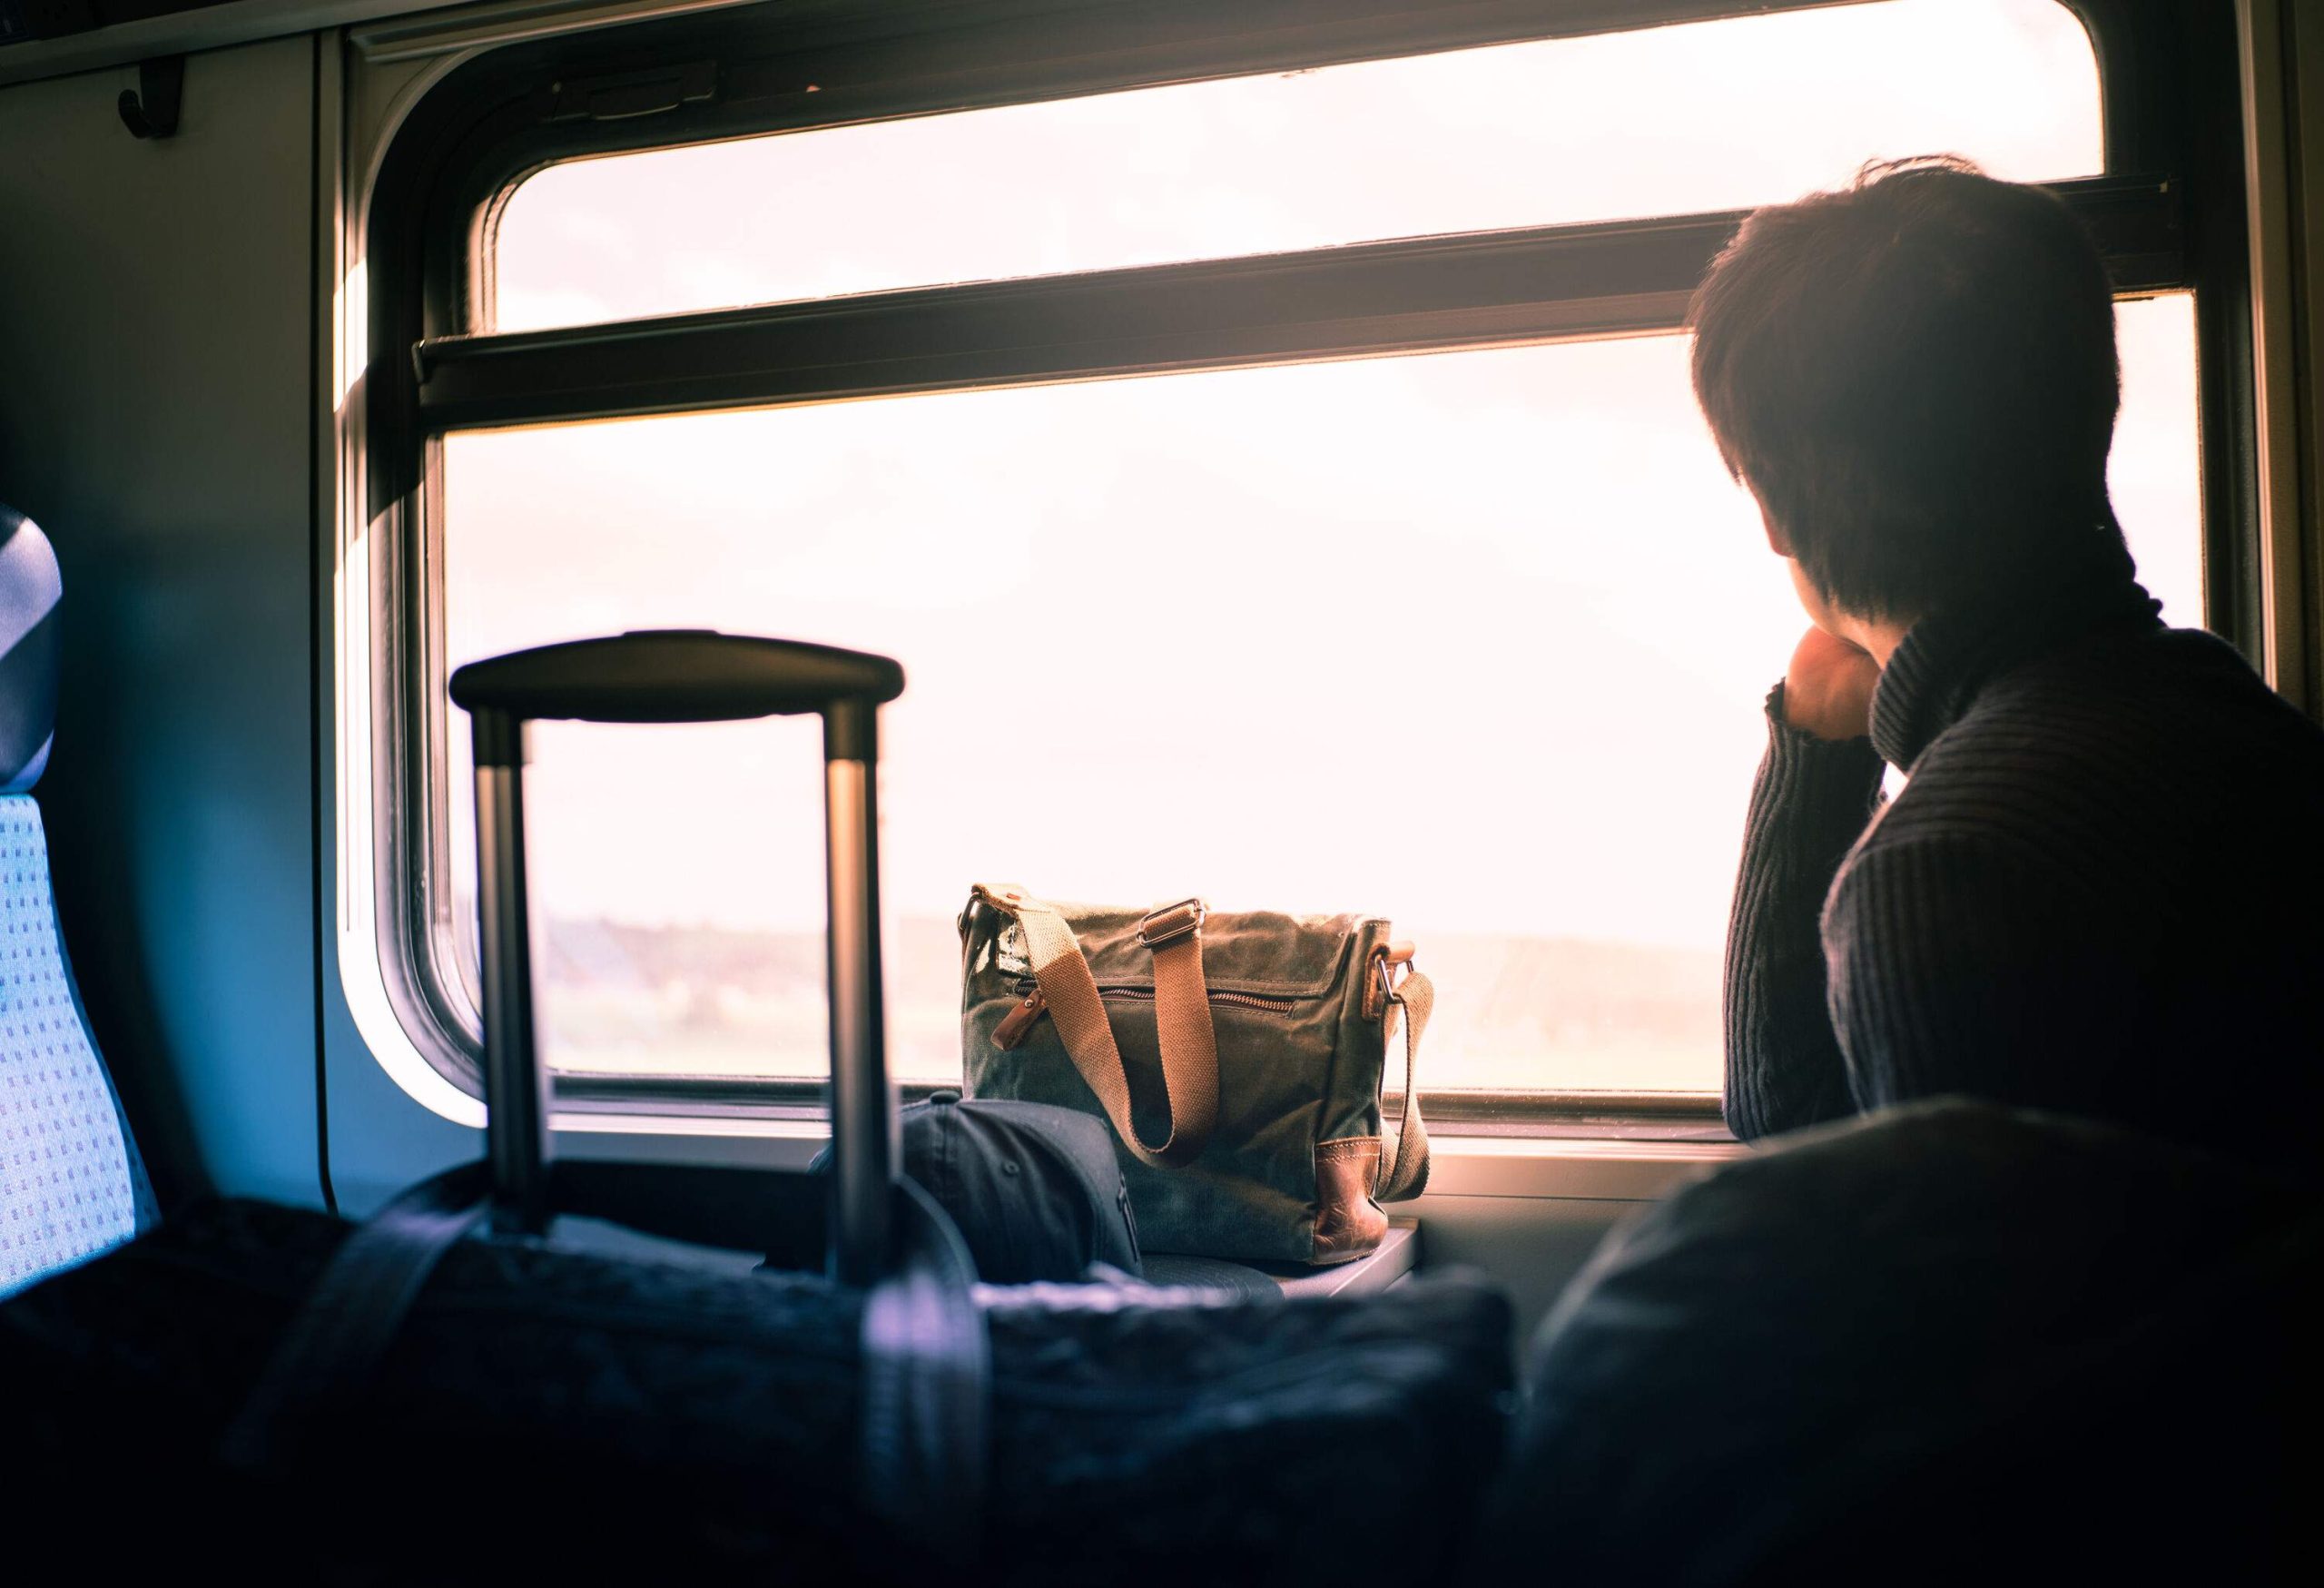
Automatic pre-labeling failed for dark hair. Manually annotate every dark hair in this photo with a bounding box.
[1689,156,2129,619]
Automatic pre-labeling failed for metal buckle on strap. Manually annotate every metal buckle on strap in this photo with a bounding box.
[1374,945,1417,1012]
[1137,897,1206,948]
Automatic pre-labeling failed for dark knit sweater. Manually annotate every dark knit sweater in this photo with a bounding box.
[1725,574,2324,1174]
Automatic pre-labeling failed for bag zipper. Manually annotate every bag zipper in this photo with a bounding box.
[993,979,1297,1050]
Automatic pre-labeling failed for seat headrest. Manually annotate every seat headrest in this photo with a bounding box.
[1,505,63,794]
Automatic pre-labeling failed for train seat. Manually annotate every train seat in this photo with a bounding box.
[0,505,153,1297]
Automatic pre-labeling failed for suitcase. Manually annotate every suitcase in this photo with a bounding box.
[0,630,1517,1583]
[222,629,988,1553]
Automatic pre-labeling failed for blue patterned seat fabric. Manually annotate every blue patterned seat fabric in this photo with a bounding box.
[0,504,152,1296]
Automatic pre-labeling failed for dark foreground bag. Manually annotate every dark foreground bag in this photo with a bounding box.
[0,632,1515,1578]
[0,1196,1513,1583]
[960,884,1433,1264]
[1480,1100,2318,1584]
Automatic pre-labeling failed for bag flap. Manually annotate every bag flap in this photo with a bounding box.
[980,898,1381,1000]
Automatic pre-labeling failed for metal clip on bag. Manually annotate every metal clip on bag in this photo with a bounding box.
[960,885,1432,1265]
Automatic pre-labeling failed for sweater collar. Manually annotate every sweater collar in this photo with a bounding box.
[1869,573,2165,769]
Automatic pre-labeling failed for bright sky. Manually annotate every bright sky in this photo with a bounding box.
[495,0,2108,330]
[438,1,2206,1085]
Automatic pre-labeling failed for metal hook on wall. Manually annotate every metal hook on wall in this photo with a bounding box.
[118,55,184,140]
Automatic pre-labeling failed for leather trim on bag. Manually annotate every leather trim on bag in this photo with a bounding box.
[1362,941,1416,1021]
[1312,1137,1388,1264]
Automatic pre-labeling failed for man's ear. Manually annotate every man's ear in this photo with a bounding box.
[1758,501,1794,557]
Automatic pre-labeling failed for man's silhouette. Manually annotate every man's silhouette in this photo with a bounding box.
[1699,157,2323,1174]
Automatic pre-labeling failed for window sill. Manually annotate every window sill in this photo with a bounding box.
[550,1111,1742,1202]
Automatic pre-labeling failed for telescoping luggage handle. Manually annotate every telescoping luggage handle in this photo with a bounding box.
[231,631,984,1553]
[448,629,906,1284]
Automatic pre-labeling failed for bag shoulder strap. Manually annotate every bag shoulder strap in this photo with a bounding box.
[971,884,1219,1169]
[1377,965,1433,1202]
[860,1179,990,1564]
[216,1162,490,1469]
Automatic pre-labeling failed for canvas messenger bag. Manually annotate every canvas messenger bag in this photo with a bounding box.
[959,884,1433,1265]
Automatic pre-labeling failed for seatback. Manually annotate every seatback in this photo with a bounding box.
[0,504,153,1296]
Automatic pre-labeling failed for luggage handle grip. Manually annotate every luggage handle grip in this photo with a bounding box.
[450,630,905,764]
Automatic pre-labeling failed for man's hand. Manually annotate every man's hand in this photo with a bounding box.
[1783,626,1880,741]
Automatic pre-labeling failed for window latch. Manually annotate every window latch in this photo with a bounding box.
[545,61,717,123]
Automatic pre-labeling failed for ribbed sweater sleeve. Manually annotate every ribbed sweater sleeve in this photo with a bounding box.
[1722,684,1886,1141]
[1824,827,2133,1120]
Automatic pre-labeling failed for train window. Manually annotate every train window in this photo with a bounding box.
[438,291,2198,1090]
[491,0,2102,333]
[380,0,2204,1108]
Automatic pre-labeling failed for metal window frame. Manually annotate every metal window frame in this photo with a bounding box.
[358,0,2250,1134]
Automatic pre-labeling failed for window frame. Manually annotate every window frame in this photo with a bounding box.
[359,0,2250,1132]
